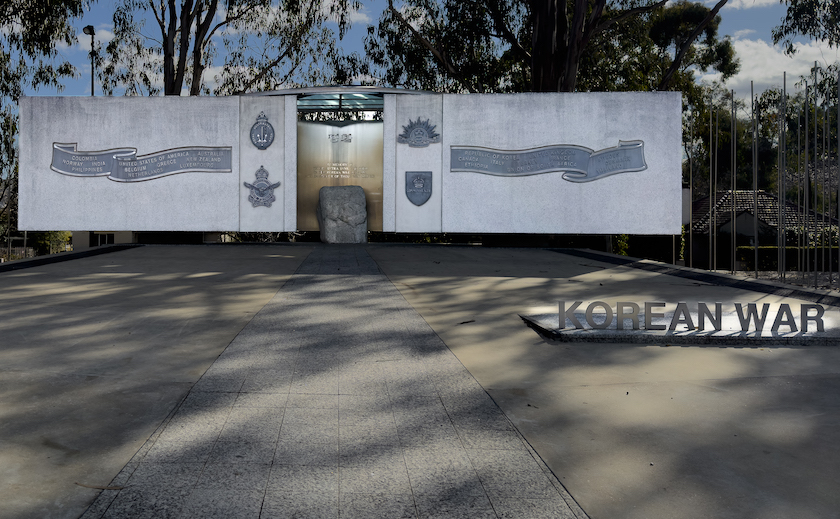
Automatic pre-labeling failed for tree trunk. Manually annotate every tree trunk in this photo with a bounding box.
[163,0,178,95]
[189,0,217,96]
[530,0,565,92]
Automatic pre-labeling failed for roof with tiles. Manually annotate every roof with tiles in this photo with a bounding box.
[691,190,838,234]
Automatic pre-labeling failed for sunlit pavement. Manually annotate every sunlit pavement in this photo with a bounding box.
[2,244,839,518]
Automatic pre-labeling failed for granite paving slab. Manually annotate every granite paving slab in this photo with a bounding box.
[80,246,585,519]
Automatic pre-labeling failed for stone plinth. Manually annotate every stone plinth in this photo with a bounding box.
[316,186,367,243]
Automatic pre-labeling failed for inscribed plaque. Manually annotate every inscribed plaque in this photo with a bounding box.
[297,121,383,231]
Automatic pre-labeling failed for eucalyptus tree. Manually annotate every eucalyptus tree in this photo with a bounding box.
[773,0,840,55]
[365,0,733,93]
[101,0,364,96]
[1,0,88,247]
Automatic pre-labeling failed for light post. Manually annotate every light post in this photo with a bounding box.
[83,25,95,96]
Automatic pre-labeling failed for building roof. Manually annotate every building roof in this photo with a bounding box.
[691,190,838,234]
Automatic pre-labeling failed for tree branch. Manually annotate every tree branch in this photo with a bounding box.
[657,0,728,90]
[592,0,668,38]
[206,2,261,43]
[232,47,294,94]
[485,0,530,62]
[387,0,476,92]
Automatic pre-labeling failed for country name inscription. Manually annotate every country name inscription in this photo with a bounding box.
[51,143,233,182]
[450,140,646,182]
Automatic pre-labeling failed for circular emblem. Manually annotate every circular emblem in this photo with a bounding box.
[250,112,275,150]
[397,118,441,148]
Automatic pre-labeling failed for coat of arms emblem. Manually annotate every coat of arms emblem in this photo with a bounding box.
[244,166,281,207]
[397,118,441,148]
[405,171,432,206]
[249,112,275,150]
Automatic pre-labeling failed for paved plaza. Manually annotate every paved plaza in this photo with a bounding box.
[2,244,840,518]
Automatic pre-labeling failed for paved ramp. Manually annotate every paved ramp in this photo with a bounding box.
[80,246,584,518]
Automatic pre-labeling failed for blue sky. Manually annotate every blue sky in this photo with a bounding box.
[39,0,840,100]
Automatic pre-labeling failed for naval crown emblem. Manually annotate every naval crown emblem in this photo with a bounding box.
[249,111,275,150]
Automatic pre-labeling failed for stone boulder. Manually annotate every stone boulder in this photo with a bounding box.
[316,186,367,243]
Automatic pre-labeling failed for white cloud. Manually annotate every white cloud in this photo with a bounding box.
[721,0,778,9]
[347,7,371,24]
[733,29,756,39]
[201,64,226,93]
[322,1,371,25]
[698,38,840,99]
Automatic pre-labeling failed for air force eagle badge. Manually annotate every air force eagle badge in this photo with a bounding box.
[244,166,281,208]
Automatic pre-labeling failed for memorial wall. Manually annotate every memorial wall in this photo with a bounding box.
[18,89,681,235]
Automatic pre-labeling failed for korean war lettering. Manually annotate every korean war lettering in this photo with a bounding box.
[559,301,828,333]
[51,143,232,182]
[451,141,646,182]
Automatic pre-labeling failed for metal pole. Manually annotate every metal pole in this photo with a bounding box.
[778,84,783,279]
[732,90,737,274]
[690,106,694,268]
[798,105,802,277]
[709,98,714,270]
[83,25,95,96]
[753,82,758,278]
[805,84,811,282]
[813,62,820,288]
[715,109,720,271]
[782,73,787,278]
[825,90,830,284]
[836,70,839,286]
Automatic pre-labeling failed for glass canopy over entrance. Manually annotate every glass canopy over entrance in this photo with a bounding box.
[297,92,384,113]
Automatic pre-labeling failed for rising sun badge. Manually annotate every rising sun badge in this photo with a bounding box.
[397,118,441,148]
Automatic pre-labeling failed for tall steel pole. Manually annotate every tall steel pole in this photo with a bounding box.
[731,90,737,274]
[709,97,714,270]
[782,73,787,277]
[752,82,758,278]
[813,65,820,288]
[83,25,95,96]
[689,106,694,268]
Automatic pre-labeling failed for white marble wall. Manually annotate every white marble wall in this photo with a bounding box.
[382,94,397,232]
[19,96,240,232]
[283,95,298,232]
[440,92,682,234]
[18,92,682,235]
[394,94,443,233]
[239,97,285,232]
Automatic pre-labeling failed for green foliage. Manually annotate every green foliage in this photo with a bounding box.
[613,234,630,255]
[0,0,85,101]
[365,0,530,92]
[579,0,737,97]
[773,0,840,55]
[365,0,736,94]
[1,1,88,251]
[101,0,365,96]
[32,231,72,255]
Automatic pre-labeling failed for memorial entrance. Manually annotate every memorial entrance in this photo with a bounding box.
[295,93,384,232]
